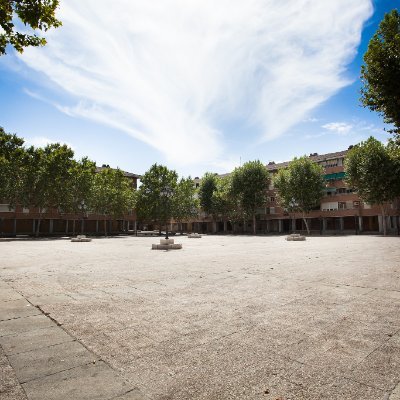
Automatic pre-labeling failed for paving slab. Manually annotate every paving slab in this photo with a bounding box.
[391,382,400,400]
[0,288,24,302]
[8,340,98,383]
[0,314,55,337]
[0,299,41,321]
[0,345,27,400]
[22,361,139,400]
[0,325,74,356]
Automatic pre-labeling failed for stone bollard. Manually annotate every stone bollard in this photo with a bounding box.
[286,233,306,241]
[71,235,92,242]
[152,238,182,250]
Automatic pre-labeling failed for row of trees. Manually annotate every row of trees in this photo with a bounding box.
[0,128,135,235]
[3,127,400,236]
[198,159,325,235]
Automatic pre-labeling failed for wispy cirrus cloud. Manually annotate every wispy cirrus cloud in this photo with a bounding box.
[18,0,373,166]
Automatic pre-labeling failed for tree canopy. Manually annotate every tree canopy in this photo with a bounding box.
[198,172,218,217]
[273,156,324,234]
[0,127,26,205]
[231,160,269,234]
[0,0,61,55]
[345,137,400,235]
[136,164,178,230]
[360,9,400,137]
[172,177,199,232]
[0,127,136,236]
[91,167,136,235]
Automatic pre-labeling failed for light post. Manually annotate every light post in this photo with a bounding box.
[161,186,173,239]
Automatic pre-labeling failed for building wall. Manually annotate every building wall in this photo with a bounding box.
[186,150,400,235]
[0,174,139,237]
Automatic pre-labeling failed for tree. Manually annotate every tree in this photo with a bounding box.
[345,137,400,236]
[0,127,27,235]
[212,175,243,232]
[360,9,400,137]
[91,168,136,236]
[64,157,96,234]
[198,172,218,217]
[172,177,199,234]
[212,175,233,224]
[273,156,324,235]
[0,0,62,55]
[0,127,26,205]
[231,160,269,235]
[136,164,178,235]
[21,143,76,236]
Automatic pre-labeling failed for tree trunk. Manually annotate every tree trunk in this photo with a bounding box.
[381,205,387,236]
[72,220,76,236]
[302,213,310,235]
[104,219,107,236]
[35,213,42,237]
[253,214,256,235]
[179,222,183,235]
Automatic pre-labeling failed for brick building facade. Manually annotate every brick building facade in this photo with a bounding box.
[0,170,140,237]
[178,149,400,235]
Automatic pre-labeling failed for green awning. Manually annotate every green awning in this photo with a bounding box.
[324,171,346,181]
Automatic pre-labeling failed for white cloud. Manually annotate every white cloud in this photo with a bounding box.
[322,122,354,135]
[24,136,74,150]
[18,0,373,166]
[321,120,386,137]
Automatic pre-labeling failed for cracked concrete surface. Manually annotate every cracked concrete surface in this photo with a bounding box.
[0,235,400,399]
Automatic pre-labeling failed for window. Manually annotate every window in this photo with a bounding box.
[353,201,360,208]
[269,207,275,214]
[0,204,14,212]
[338,202,346,210]
[270,196,275,203]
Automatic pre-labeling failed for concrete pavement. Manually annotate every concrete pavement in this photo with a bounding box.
[1,235,400,399]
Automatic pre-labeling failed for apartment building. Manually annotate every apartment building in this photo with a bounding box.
[185,149,400,235]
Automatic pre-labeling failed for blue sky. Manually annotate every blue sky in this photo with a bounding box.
[0,0,397,177]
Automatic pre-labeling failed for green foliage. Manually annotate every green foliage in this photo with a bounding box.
[360,9,400,137]
[198,172,218,216]
[0,128,137,236]
[172,177,199,225]
[231,160,269,233]
[345,137,400,235]
[212,176,234,219]
[0,0,62,55]
[273,156,324,233]
[0,127,26,205]
[64,157,96,215]
[136,164,178,225]
[345,137,399,206]
[91,167,136,220]
[22,143,75,213]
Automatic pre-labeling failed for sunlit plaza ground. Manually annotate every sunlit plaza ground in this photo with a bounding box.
[1,235,400,399]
